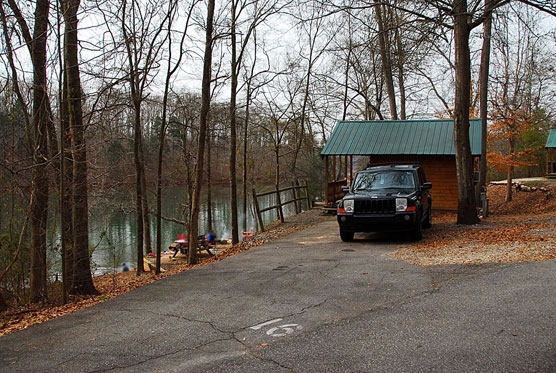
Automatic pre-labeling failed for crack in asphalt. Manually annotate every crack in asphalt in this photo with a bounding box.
[231,333,295,372]
[88,299,331,372]
[314,262,340,277]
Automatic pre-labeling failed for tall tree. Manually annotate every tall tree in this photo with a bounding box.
[155,0,196,274]
[188,0,215,264]
[62,0,97,294]
[228,0,282,244]
[118,0,172,272]
[7,0,53,302]
[291,1,331,177]
[452,0,479,224]
[229,0,240,245]
[374,0,398,119]
[477,0,493,202]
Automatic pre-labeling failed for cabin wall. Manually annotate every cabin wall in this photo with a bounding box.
[369,155,459,210]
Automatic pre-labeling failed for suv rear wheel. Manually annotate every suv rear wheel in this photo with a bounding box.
[423,206,432,229]
[340,229,354,242]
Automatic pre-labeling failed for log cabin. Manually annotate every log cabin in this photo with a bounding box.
[320,119,482,211]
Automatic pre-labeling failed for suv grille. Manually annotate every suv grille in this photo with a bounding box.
[354,199,395,214]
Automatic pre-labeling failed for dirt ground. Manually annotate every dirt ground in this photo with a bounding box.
[2,183,555,336]
[393,184,556,266]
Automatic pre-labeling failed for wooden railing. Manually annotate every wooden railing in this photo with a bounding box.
[326,179,348,206]
[252,181,311,232]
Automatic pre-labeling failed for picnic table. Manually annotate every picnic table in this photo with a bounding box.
[169,236,216,257]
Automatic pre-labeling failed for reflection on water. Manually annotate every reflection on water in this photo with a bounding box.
[87,185,301,274]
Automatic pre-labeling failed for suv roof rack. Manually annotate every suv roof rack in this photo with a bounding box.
[365,163,421,170]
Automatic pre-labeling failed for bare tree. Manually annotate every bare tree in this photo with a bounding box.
[291,1,333,177]
[374,0,398,119]
[188,0,215,265]
[62,0,97,294]
[228,0,284,244]
[118,0,173,272]
[6,0,53,302]
[477,0,493,202]
[155,0,197,274]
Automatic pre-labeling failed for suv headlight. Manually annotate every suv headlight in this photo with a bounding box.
[344,199,354,213]
[395,198,407,212]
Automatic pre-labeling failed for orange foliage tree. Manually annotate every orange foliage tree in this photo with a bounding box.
[487,101,538,202]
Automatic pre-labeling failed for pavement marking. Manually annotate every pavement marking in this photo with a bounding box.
[249,318,283,330]
[266,324,303,337]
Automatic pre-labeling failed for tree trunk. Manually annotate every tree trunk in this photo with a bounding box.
[155,98,166,274]
[375,2,398,120]
[242,85,251,232]
[505,166,513,202]
[342,17,352,122]
[393,7,406,120]
[505,138,514,202]
[182,130,193,205]
[292,46,314,177]
[274,144,283,222]
[188,0,214,264]
[63,0,97,294]
[229,0,240,245]
[206,120,213,232]
[60,59,75,292]
[453,0,479,225]
[134,103,145,274]
[477,0,493,202]
[29,0,51,303]
[139,140,152,254]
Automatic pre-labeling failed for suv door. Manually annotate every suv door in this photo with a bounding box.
[416,167,431,225]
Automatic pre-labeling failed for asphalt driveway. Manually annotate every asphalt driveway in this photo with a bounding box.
[1,219,555,372]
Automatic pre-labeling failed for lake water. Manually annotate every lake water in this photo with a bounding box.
[85,184,302,274]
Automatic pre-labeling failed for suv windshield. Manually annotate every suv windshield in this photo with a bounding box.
[352,170,415,192]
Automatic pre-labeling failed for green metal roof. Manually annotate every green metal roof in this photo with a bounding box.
[321,119,482,156]
[546,130,556,148]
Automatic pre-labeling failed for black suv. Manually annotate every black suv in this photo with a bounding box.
[337,164,432,241]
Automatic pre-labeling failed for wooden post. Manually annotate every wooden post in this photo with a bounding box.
[276,185,284,223]
[252,188,265,232]
[325,156,329,205]
[304,180,311,209]
[344,155,347,182]
[332,155,336,183]
[332,155,336,202]
[548,149,552,175]
[292,181,300,214]
[350,155,353,185]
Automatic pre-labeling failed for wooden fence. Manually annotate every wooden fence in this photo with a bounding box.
[252,180,311,232]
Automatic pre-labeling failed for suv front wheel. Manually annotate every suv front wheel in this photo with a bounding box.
[340,229,354,242]
[411,218,423,241]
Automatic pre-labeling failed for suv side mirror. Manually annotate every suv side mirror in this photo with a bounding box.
[421,182,432,191]
[341,186,350,193]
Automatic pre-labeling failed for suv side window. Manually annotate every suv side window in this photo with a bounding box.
[417,168,427,185]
